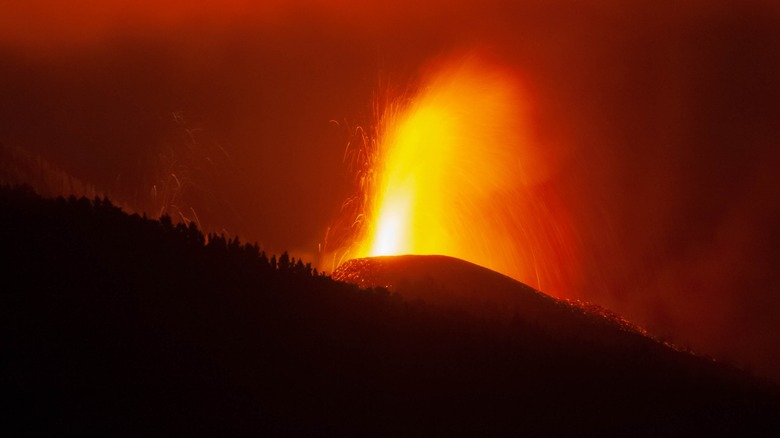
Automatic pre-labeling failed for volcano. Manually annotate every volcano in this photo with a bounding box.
[335,255,642,346]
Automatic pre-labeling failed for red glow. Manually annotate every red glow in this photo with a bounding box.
[336,53,579,295]
[3,0,779,383]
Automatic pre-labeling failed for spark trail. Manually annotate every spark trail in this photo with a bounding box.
[344,53,578,295]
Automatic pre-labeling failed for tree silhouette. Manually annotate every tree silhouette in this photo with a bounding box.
[278,251,290,273]
[0,184,777,436]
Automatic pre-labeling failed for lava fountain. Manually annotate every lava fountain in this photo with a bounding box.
[338,53,578,296]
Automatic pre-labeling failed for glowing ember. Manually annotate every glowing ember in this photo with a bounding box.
[359,60,523,256]
[339,54,578,295]
[326,56,577,296]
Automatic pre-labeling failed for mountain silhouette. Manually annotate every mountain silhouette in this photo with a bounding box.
[335,255,646,345]
[1,185,778,436]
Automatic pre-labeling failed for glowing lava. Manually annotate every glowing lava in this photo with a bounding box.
[342,54,577,295]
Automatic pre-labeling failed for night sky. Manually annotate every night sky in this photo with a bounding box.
[2,1,779,382]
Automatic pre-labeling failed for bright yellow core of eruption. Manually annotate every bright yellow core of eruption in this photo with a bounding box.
[356,57,536,278]
[369,104,456,256]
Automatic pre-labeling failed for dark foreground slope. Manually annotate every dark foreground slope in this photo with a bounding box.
[335,255,648,348]
[1,186,778,436]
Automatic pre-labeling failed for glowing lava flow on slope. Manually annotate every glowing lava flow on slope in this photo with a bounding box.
[343,54,578,295]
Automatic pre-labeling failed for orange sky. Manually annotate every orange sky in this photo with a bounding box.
[1,0,779,382]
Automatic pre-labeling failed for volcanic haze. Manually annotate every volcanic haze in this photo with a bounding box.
[0,1,779,382]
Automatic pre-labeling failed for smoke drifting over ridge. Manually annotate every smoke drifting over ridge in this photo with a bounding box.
[1,1,779,381]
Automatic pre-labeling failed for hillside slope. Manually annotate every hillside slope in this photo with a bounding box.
[1,186,778,436]
[335,255,647,346]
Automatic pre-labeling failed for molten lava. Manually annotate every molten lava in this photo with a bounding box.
[342,54,577,295]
